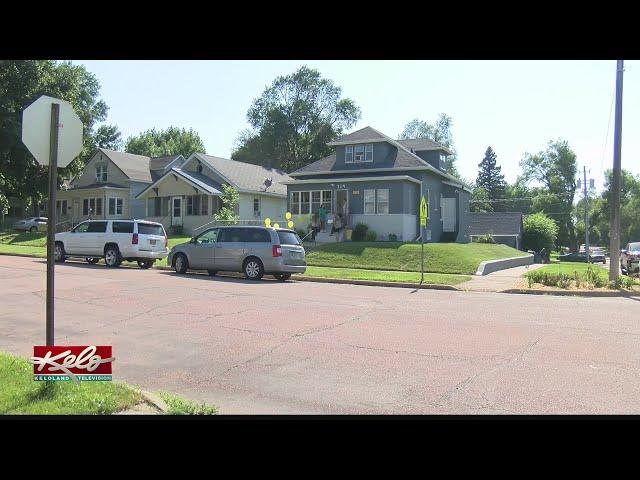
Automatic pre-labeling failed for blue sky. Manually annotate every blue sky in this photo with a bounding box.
[73,60,639,189]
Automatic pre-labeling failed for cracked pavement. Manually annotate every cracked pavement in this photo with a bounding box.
[1,255,640,414]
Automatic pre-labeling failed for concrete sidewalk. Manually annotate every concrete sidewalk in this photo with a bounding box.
[458,263,545,292]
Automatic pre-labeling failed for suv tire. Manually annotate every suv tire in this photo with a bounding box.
[29,226,37,233]
[274,273,291,282]
[207,270,217,277]
[54,242,66,263]
[137,259,154,269]
[174,253,188,274]
[243,257,264,280]
[104,245,122,268]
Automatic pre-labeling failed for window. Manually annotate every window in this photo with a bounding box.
[201,196,208,216]
[244,228,271,243]
[95,165,107,183]
[277,231,301,246]
[173,198,181,217]
[365,144,373,162]
[187,195,208,216]
[82,197,102,216]
[73,222,90,233]
[56,200,68,217]
[290,192,300,215]
[218,228,243,243]
[108,197,123,216]
[95,198,103,216]
[322,190,333,214]
[196,229,218,244]
[253,198,261,217]
[364,189,376,214]
[112,221,134,234]
[137,223,165,236]
[311,191,321,213]
[345,145,354,163]
[87,221,107,233]
[354,145,365,162]
[376,189,389,214]
[440,154,447,169]
[300,191,310,214]
[148,198,162,217]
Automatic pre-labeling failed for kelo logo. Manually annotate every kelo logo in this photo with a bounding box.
[29,346,115,383]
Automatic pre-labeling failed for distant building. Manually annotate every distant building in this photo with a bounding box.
[469,212,524,249]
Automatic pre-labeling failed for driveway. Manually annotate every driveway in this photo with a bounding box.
[1,255,639,414]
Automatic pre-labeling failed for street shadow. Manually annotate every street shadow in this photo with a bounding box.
[34,258,151,272]
[159,269,288,285]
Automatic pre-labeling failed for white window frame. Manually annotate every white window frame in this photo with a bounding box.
[95,165,107,183]
[364,144,373,162]
[345,145,354,163]
[300,191,310,215]
[56,200,68,217]
[83,197,102,216]
[321,190,333,214]
[108,197,123,216]
[364,189,376,214]
[376,189,389,214]
[253,197,261,217]
[354,144,365,163]
[290,192,300,215]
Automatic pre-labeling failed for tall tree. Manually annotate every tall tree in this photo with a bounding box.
[125,127,205,158]
[475,147,506,211]
[231,66,361,172]
[92,124,122,150]
[0,60,111,214]
[470,185,493,213]
[399,113,459,177]
[520,139,578,251]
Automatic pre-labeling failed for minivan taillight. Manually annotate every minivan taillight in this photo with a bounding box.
[132,233,138,245]
[272,245,282,257]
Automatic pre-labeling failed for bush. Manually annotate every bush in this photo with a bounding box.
[474,234,495,244]
[352,222,369,242]
[365,230,378,242]
[170,225,183,235]
[523,213,558,253]
[388,233,398,242]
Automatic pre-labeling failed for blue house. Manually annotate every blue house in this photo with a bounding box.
[284,126,471,242]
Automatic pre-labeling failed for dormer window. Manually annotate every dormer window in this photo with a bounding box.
[345,145,353,163]
[345,144,373,163]
[365,144,373,162]
[95,165,107,183]
[439,153,447,168]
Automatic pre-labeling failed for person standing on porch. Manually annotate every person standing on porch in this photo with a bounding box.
[333,213,343,242]
[318,204,327,231]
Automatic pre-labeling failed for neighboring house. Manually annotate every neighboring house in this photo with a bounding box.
[469,212,524,249]
[284,126,471,242]
[136,153,292,234]
[56,148,185,227]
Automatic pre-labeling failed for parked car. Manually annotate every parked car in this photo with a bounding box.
[54,219,169,268]
[558,251,605,264]
[13,217,47,232]
[168,226,306,281]
[620,241,640,275]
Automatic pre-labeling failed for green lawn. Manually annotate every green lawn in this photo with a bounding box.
[301,266,470,285]
[531,262,609,279]
[305,242,527,275]
[525,262,638,290]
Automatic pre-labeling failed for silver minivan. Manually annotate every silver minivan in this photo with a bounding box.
[168,226,306,281]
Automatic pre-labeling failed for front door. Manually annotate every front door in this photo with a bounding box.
[441,197,457,233]
[171,197,183,226]
[336,189,348,222]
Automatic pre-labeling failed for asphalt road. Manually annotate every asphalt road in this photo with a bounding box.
[1,255,639,414]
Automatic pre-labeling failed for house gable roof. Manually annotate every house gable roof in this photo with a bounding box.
[98,148,153,183]
[150,155,184,172]
[135,167,224,199]
[327,126,389,146]
[469,212,524,236]
[397,138,453,155]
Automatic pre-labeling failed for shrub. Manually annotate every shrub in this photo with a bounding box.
[170,225,183,235]
[388,233,398,242]
[474,234,495,244]
[523,213,558,253]
[609,275,636,290]
[352,222,369,242]
[365,230,378,242]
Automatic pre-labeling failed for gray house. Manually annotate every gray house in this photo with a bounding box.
[469,212,524,249]
[284,126,471,242]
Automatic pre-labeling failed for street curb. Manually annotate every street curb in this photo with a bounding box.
[0,251,46,259]
[499,288,640,298]
[138,390,169,413]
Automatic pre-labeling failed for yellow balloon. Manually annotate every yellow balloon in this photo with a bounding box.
[273,223,280,229]
[264,218,271,226]
[285,212,292,220]
[287,221,294,228]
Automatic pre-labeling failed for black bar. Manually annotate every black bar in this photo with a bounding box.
[46,103,59,346]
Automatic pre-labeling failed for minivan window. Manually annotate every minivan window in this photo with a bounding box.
[277,230,301,245]
[196,229,218,244]
[245,228,271,243]
[112,221,134,234]
[629,242,640,251]
[137,223,164,236]
[87,221,107,233]
[219,228,244,243]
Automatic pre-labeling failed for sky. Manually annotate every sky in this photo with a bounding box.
[73,60,639,190]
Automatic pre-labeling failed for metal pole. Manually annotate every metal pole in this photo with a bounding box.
[584,166,590,262]
[421,232,424,285]
[609,60,624,281]
[46,103,59,346]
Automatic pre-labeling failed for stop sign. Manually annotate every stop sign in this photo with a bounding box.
[22,95,84,167]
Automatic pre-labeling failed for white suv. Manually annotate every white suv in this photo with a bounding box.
[54,219,169,268]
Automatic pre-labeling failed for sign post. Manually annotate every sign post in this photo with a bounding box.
[22,95,83,346]
[419,196,428,285]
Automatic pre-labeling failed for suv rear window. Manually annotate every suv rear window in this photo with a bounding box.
[87,221,107,233]
[137,223,165,236]
[277,230,301,245]
[112,221,134,233]
[245,228,271,243]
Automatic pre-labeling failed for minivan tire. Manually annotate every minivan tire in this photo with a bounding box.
[274,273,291,282]
[104,245,122,268]
[29,226,37,233]
[137,259,154,269]
[243,257,264,280]
[54,242,66,263]
[174,253,188,274]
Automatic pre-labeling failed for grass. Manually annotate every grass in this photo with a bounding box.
[0,351,142,414]
[525,263,638,290]
[304,242,527,275]
[159,392,218,415]
[302,266,470,285]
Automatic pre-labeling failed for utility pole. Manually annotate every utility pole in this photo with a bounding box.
[609,60,624,281]
[582,166,590,262]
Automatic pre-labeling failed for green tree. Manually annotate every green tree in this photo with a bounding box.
[520,140,578,250]
[0,60,111,214]
[232,66,361,172]
[475,147,506,211]
[92,124,122,150]
[523,212,559,254]
[399,113,459,177]
[504,179,539,214]
[213,184,239,223]
[125,127,205,158]
[470,185,493,213]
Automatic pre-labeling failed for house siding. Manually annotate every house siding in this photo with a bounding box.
[73,151,130,188]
